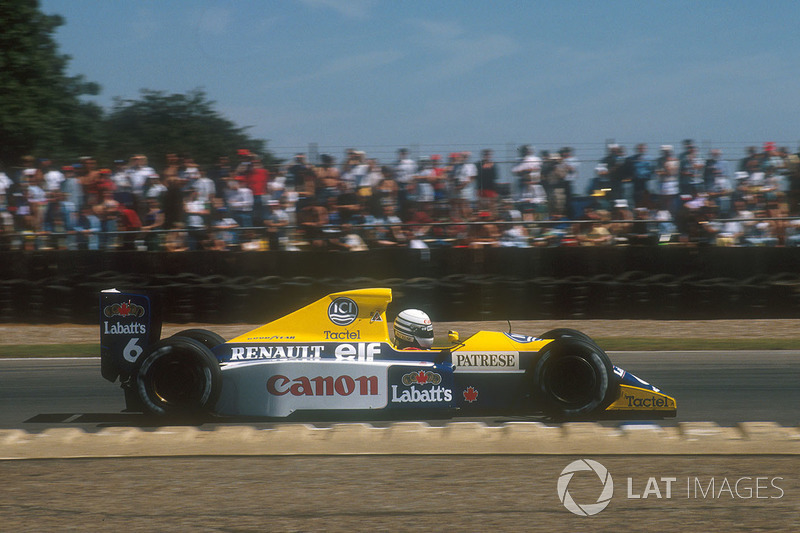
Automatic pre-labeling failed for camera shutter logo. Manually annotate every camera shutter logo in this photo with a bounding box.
[557,459,614,516]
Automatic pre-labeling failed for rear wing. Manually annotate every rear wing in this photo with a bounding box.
[99,289,163,382]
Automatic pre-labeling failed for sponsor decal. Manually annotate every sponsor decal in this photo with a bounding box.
[370,311,382,323]
[328,297,358,326]
[230,345,324,361]
[401,370,442,386]
[391,385,452,403]
[334,342,380,361]
[102,321,147,335]
[324,330,361,340]
[267,374,379,397]
[463,386,479,403]
[452,351,519,372]
[104,301,145,318]
[613,365,625,379]
[225,342,381,363]
[248,335,296,341]
[607,385,675,410]
[622,392,675,409]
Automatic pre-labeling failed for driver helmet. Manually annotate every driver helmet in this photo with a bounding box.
[394,309,434,349]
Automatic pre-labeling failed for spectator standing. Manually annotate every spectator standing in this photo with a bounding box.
[208,155,233,201]
[341,150,368,192]
[739,146,761,176]
[41,158,64,193]
[601,144,626,200]
[227,177,254,230]
[297,198,329,249]
[78,157,101,206]
[786,147,800,214]
[394,148,417,217]
[242,156,269,226]
[141,197,165,250]
[127,155,157,205]
[315,154,340,205]
[181,156,201,184]
[559,147,580,217]
[365,202,405,248]
[286,154,313,192]
[707,161,734,217]
[369,166,399,217]
[192,170,215,204]
[145,173,167,204]
[513,146,542,204]
[476,149,498,212]
[17,155,41,185]
[162,173,186,230]
[74,203,101,250]
[626,143,653,208]
[117,201,143,250]
[26,170,47,234]
[60,166,83,215]
[184,189,210,250]
[679,143,704,195]
[110,159,133,208]
[0,166,12,213]
[452,152,477,219]
[96,189,119,249]
[414,157,437,206]
[265,198,290,250]
[655,146,680,214]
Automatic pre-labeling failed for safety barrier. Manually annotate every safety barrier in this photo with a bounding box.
[3,269,800,323]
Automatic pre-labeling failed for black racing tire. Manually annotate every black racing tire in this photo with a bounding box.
[539,328,596,345]
[532,337,616,418]
[137,336,222,417]
[171,328,226,349]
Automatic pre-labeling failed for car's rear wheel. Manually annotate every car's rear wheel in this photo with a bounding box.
[532,337,615,418]
[171,328,226,349]
[137,336,222,417]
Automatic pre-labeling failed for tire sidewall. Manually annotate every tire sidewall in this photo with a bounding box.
[533,338,614,418]
[170,328,226,349]
[137,336,221,417]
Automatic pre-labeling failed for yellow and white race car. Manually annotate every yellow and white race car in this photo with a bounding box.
[100,288,676,420]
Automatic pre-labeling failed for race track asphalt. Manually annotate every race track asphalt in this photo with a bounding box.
[1,351,799,430]
[2,352,799,531]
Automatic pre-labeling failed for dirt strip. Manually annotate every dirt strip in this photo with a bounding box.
[1,455,797,531]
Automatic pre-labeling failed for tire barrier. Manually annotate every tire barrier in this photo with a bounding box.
[3,271,800,324]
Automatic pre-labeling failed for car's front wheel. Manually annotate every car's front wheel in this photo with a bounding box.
[532,337,616,418]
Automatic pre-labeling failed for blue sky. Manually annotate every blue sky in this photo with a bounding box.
[43,0,800,163]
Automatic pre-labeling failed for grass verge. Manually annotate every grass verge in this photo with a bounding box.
[1,338,799,358]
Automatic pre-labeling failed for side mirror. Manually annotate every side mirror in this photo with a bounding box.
[448,330,459,343]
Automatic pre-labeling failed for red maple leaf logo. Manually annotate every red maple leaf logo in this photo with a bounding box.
[416,370,428,384]
[118,302,131,316]
[463,386,478,403]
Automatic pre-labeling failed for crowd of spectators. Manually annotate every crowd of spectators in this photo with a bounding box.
[1,139,800,252]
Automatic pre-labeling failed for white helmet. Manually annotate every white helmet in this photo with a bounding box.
[394,309,434,349]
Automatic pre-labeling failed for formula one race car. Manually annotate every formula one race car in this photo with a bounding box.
[100,288,676,420]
